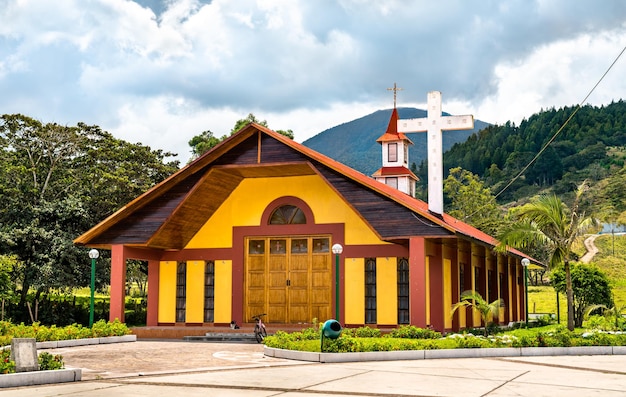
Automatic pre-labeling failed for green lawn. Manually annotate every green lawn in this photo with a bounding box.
[527,234,626,324]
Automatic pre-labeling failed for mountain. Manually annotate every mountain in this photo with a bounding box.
[302,107,490,176]
[440,101,626,204]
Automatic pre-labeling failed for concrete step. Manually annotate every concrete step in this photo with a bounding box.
[183,332,264,343]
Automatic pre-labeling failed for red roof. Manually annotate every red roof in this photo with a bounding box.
[372,166,418,180]
[376,108,414,144]
[75,122,536,264]
[262,125,534,262]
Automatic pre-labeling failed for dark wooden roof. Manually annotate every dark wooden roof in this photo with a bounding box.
[75,123,528,260]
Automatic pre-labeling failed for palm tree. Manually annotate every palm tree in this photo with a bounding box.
[451,290,504,336]
[585,303,626,330]
[498,183,596,331]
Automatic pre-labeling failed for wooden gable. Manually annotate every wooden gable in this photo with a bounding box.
[75,123,462,249]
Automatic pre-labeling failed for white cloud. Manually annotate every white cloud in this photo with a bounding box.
[1,0,626,164]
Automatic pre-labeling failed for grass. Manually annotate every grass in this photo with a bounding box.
[526,234,626,322]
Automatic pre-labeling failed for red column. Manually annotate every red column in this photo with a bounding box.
[110,245,127,323]
[429,251,443,331]
[146,259,160,326]
[409,237,427,328]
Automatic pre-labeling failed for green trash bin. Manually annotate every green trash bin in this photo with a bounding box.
[322,319,342,339]
[321,319,342,352]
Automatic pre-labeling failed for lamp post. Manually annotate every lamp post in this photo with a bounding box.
[331,243,343,322]
[88,249,99,328]
[521,258,530,327]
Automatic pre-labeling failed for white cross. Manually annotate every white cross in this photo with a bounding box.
[397,91,474,215]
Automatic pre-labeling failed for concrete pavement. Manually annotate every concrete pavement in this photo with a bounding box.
[2,340,626,396]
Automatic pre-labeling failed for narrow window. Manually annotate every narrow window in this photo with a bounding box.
[365,258,377,324]
[388,142,398,162]
[488,270,496,303]
[474,267,481,293]
[176,262,186,323]
[459,264,465,292]
[204,261,215,323]
[397,258,409,324]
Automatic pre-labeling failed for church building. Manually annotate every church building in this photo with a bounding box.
[75,104,531,332]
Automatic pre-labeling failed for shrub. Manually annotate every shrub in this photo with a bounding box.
[446,334,491,348]
[0,320,131,346]
[91,319,131,337]
[38,352,64,370]
[342,326,382,338]
[387,325,441,339]
[0,349,15,374]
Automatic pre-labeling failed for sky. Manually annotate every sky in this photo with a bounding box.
[1,0,626,164]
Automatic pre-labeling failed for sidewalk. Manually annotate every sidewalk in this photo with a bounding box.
[2,340,626,396]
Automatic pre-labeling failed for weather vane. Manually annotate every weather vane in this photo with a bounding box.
[387,82,403,108]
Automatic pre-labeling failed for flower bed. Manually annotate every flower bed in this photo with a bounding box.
[264,324,626,353]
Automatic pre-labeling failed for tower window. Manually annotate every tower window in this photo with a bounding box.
[386,177,398,189]
[388,143,398,162]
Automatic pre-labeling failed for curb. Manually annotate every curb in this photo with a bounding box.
[0,369,82,388]
[0,335,136,388]
[2,334,137,351]
[264,345,626,363]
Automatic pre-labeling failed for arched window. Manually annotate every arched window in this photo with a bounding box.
[269,204,306,225]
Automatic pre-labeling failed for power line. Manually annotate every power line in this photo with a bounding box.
[492,42,626,201]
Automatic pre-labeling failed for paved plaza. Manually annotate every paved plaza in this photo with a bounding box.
[2,341,626,396]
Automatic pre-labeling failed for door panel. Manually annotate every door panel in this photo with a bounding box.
[245,236,331,323]
[246,240,266,319]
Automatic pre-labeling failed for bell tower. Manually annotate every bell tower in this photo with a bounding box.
[372,88,418,196]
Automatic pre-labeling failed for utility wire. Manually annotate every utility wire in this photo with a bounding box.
[492,43,626,200]
[456,42,626,222]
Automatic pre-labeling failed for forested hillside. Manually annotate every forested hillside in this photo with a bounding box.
[432,101,626,205]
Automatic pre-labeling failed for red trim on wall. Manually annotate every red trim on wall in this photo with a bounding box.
[117,246,163,261]
[429,252,443,330]
[343,244,408,258]
[110,245,127,322]
[146,260,159,326]
[260,196,315,225]
[409,237,426,328]
[446,244,459,332]
[160,248,233,262]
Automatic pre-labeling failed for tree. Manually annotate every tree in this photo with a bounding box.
[451,290,504,336]
[188,130,226,160]
[585,302,626,330]
[443,167,502,235]
[498,183,596,330]
[0,114,179,321]
[552,263,613,327]
[230,113,269,135]
[188,113,294,159]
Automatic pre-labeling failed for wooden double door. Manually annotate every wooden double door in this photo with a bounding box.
[245,236,332,323]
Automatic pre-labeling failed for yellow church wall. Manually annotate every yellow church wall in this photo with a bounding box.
[185,261,205,323]
[443,258,452,329]
[214,260,232,323]
[498,255,505,321]
[185,175,387,249]
[344,258,365,324]
[158,261,177,323]
[471,249,481,328]
[377,257,397,325]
